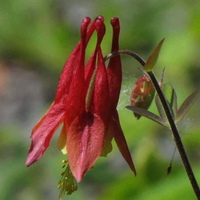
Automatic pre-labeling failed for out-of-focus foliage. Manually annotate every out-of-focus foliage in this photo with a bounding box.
[1,0,200,200]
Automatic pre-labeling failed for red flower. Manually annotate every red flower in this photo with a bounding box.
[26,16,136,182]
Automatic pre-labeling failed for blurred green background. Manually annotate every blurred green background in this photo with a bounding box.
[1,0,200,199]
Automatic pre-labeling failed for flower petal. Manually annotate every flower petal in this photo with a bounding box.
[67,111,105,182]
[55,17,96,103]
[89,19,110,120]
[64,18,96,125]
[111,110,136,175]
[107,17,122,109]
[84,18,105,88]
[26,103,65,166]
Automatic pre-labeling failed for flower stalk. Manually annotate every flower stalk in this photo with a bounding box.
[148,70,200,199]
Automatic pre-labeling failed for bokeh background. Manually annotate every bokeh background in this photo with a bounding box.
[1,0,200,199]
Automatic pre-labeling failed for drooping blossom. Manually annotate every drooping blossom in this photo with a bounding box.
[26,16,136,183]
[130,74,155,119]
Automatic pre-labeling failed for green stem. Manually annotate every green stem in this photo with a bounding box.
[105,50,200,199]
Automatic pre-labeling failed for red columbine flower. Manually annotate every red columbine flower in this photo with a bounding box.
[130,74,155,119]
[26,16,135,184]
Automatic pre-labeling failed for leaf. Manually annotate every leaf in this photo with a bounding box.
[126,106,168,127]
[155,94,167,121]
[144,39,165,72]
[176,86,200,124]
[162,83,178,119]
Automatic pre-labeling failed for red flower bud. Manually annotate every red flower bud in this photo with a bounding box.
[130,75,155,119]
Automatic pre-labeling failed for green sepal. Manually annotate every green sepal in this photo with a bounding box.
[126,106,168,127]
[144,39,165,72]
[162,83,178,119]
[155,94,167,122]
[176,86,200,124]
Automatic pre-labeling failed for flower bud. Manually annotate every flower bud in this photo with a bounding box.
[130,75,155,119]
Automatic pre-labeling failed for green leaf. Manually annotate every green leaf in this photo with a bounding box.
[144,39,165,72]
[162,83,178,119]
[176,86,200,124]
[126,106,168,127]
[155,95,167,121]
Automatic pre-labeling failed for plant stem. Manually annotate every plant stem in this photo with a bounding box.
[104,50,145,66]
[148,71,200,199]
[105,50,200,199]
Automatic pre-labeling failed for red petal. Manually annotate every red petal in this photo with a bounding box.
[85,16,104,45]
[92,36,110,120]
[111,110,136,175]
[84,18,106,86]
[55,17,96,103]
[107,18,122,108]
[84,51,97,87]
[67,111,105,182]
[55,41,81,103]
[26,103,65,166]
[64,55,85,126]
[62,18,97,125]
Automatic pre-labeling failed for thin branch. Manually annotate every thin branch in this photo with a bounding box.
[148,71,200,199]
[104,50,145,66]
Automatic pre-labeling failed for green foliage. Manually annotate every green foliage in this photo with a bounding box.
[144,39,164,71]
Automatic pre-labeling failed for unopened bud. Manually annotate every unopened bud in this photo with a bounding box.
[130,75,155,119]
